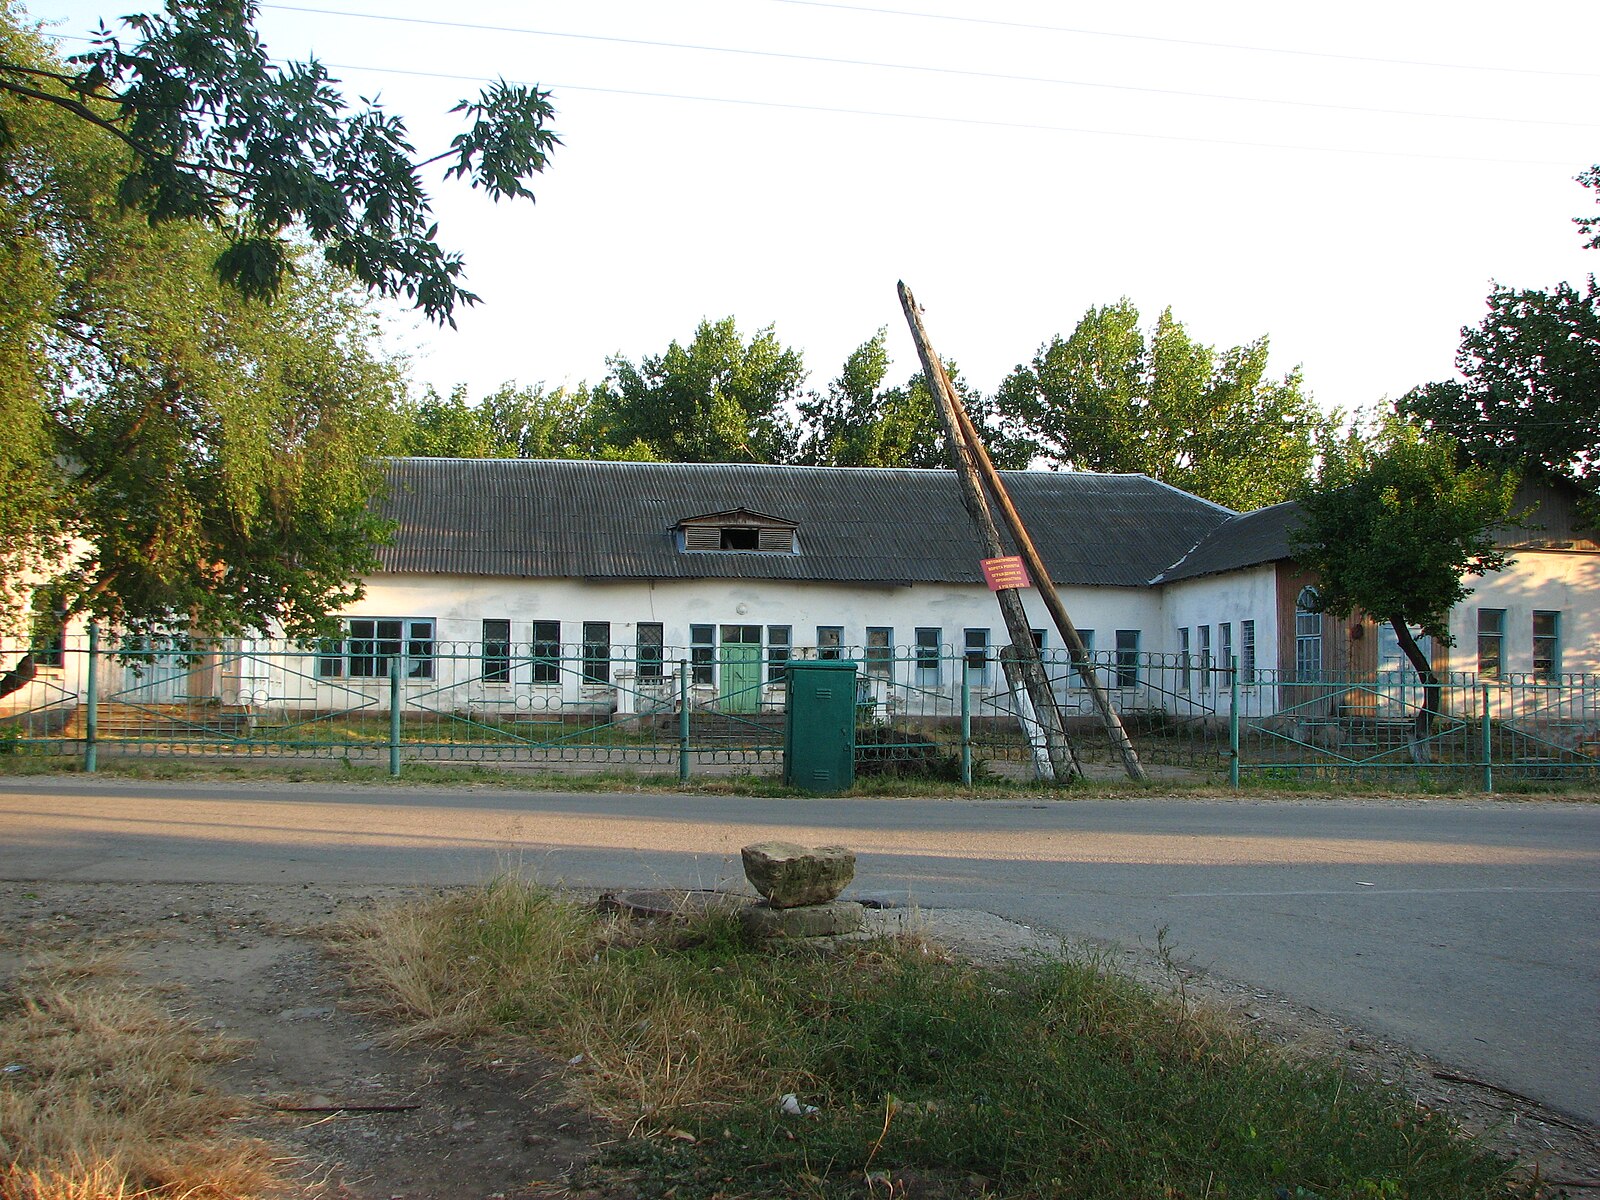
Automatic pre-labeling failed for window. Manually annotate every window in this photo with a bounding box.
[865,627,893,678]
[1477,608,1505,680]
[637,622,664,680]
[767,625,791,684]
[1295,588,1322,681]
[691,624,715,685]
[1178,627,1191,691]
[1197,624,1212,685]
[915,627,941,681]
[531,620,561,684]
[964,628,991,685]
[482,619,511,684]
[1219,622,1233,677]
[582,622,611,684]
[681,514,796,553]
[325,618,435,680]
[816,626,843,661]
[1241,620,1256,683]
[1115,630,1140,688]
[1532,611,1560,680]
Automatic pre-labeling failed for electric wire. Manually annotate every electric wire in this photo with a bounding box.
[260,3,1600,131]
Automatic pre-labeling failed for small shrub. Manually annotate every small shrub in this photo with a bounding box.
[854,725,963,781]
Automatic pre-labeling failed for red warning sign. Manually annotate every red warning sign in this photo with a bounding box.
[980,556,1031,591]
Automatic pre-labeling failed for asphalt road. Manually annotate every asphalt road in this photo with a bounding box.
[1,776,1595,1124]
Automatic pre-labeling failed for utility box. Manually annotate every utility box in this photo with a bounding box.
[784,660,858,793]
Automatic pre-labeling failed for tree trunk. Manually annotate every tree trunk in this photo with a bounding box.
[1390,617,1440,765]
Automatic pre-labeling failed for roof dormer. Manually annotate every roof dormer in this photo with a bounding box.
[678,508,799,553]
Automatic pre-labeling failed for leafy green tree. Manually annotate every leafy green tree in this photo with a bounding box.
[1291,420,1519,758]
[797,330,1030,469]
[1401,278,1599,508]
[593,318,805,463]
[1576,163,1600,249]
[0,12,402,638]
[390,381,605,460]
[0,0,557,322]
[996,300,1332,511]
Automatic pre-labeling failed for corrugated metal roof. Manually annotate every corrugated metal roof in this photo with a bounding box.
[1155,500,1302,582]
[374,458,1236,588]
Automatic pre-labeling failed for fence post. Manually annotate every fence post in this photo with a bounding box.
[1481,684,1493,794]
[678,659,691,783]
[1229,655,1240,790]
[960,662,972,786]
[84,621,99,774]
[389,658,402,778]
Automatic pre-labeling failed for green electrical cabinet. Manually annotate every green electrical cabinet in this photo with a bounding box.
[784,659,858,793]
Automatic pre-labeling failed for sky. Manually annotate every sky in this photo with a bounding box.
[27,0,1600,421]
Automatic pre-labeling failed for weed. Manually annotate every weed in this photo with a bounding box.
[340,878,1526,1200]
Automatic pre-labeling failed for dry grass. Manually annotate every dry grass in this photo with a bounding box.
[338,878,1525,1199]
[0,956,277,1200]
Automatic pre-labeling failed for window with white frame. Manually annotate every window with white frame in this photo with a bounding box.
[1532,611,1560,680]
[320,618,435,680]
[531,620,560,683]
[816,626,843,661]
[1115,629,1140,687]
[963,628,991,685]
[637,622,665,680]
[914,627,941,682]
[767,625,791,684]
[1477,608,1505,680]
[1295,588,1322,681]
[690,624,715,685]
[865,627,893,678]
[482,619,511,684]
[1219,622,1233,678]
[1240,620,1256,683]
[582,622,611,684]
[1197,624,1212,686]
[1178,627,1191,691]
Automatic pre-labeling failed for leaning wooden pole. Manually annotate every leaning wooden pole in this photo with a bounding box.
[898,281,1081,783]
[944,380,1149,782]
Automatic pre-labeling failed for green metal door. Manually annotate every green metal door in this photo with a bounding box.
[718,626,762,713]
[784,660,858,792]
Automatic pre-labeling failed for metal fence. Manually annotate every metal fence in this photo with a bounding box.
[0,633,1594,789]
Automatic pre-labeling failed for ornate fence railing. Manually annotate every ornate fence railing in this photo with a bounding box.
[0,634,1593,788]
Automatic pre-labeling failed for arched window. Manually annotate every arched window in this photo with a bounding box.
[1295,587,1322,680]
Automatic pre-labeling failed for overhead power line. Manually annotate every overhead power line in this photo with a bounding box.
[763,0,1600,81]
[260,3,1600,131]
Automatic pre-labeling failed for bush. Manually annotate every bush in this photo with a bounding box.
[854,725,964,781]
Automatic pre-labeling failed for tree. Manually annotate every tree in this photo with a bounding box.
[1290,420,1519,759]
[390,381,604,460]
[1576,163,1600,250]
[0,0,558,323]
[1401,278,1599,508]
[592,318,806,464]
[1,12,402,639]
[797,330,1030,469]
[995,300,1333,511]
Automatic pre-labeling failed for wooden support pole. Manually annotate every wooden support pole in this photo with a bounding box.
[898,281,1081,783]
[943,377,1148,782]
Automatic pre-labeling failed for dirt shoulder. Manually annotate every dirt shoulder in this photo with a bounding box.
[1,880,1595,1199]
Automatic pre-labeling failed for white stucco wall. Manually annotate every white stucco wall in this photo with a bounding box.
[1449,550,1599,677]
[296,573,1167,716]
[1157,566,1280,713]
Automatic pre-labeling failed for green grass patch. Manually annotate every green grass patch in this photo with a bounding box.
[339,879,1528,1200]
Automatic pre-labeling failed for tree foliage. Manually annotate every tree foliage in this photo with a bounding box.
[592,318,806,464]
[797,329,1030,470]
[0,10,402,638]
[1292,420,1518,665]
[0,0,558,323]
[995,300,1332,511]
[391,382,603,460]
[1401,277,1599,505]
[1577,163,1600,250]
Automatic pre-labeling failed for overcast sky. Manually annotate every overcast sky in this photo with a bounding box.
[31,0,1600,421]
